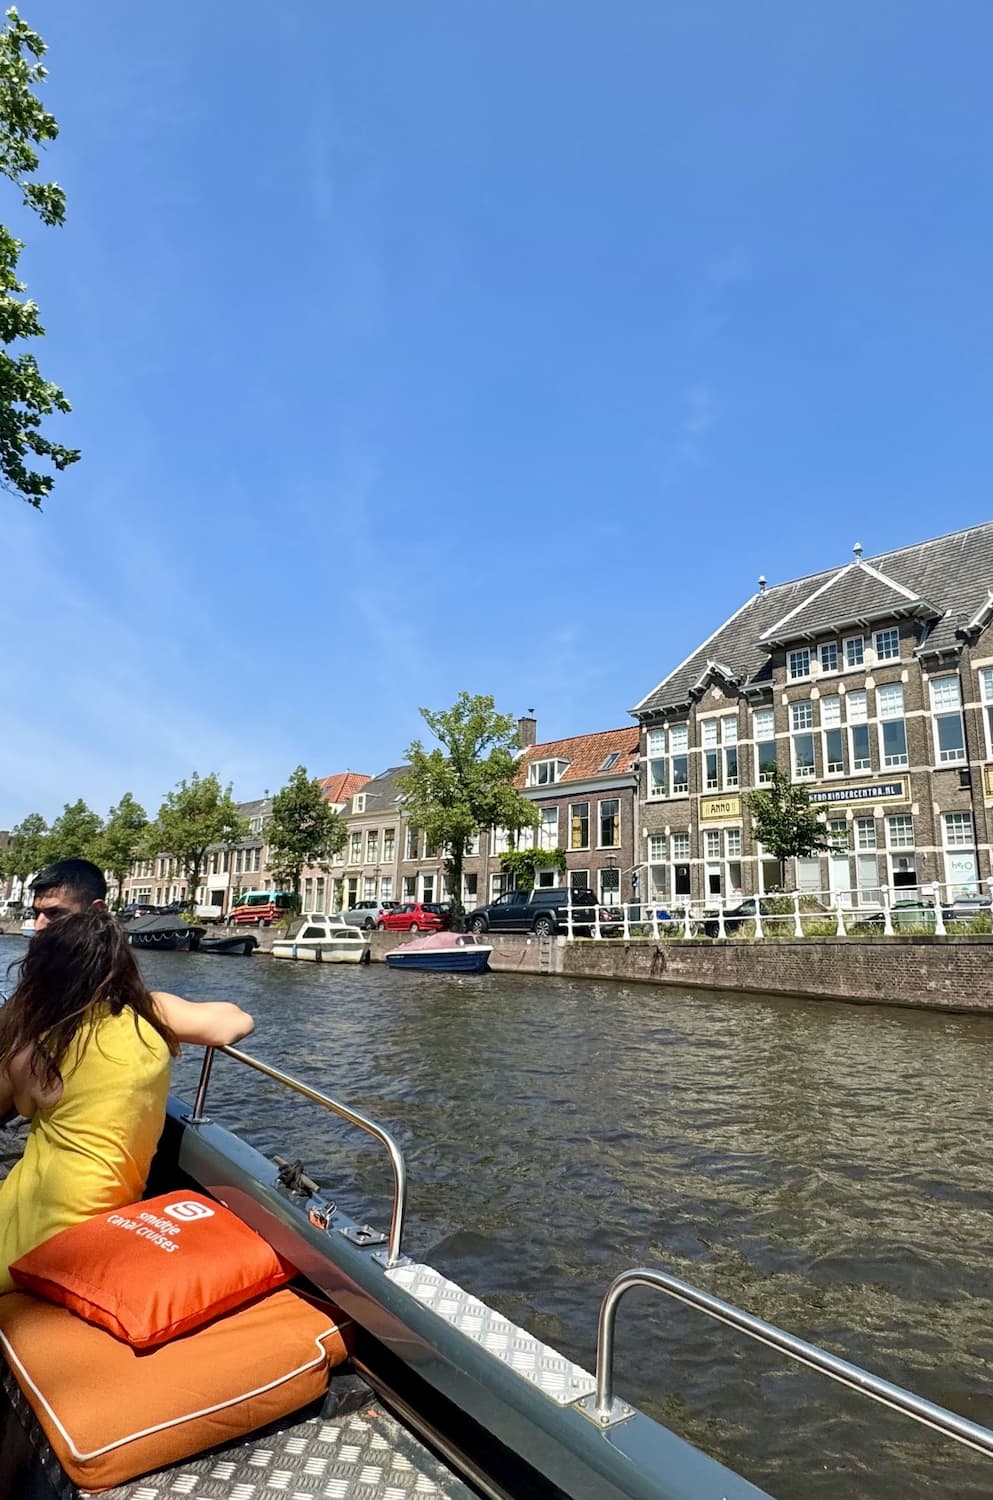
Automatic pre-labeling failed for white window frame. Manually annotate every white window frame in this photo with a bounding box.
[538,807,559,851]
[568,802,590,851]
[885,813,914,850]
[753,706,777,782]
[876,682,909,768]
[980,668,993,760]
[790,699,815,779]
[929,674,966,765]
[846,689,872,773]
[820,695,845,777]
[818,641,839,675]
[942,811,974,847]
[646,723,689,800]
[873,627,900,662]
[597,798,620,849]
[527,758,568,787]
[788,647,811,681]
[844,635,865,669]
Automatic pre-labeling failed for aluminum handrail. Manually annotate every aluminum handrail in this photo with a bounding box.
[188,1044,408,1266]
[586,1268,993,1456]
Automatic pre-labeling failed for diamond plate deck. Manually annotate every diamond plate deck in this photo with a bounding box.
[94,1406,477,1500]
[385,1261,597,1406]
[2,1356,476,1500]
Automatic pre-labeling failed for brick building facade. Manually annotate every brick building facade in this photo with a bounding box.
[632,525,993,907]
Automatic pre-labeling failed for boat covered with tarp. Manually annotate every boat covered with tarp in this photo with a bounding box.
[385,931,492,973]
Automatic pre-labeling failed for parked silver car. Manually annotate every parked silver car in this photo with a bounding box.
[340,899,400,930]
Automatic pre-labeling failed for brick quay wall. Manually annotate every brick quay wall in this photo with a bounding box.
[253,927,993,1015]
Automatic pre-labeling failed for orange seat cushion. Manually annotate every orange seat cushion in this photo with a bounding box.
[0,1287,351,1492]
[10,1190,293,1347]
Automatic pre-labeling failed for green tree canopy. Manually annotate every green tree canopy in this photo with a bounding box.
[97,793,148,907]
[399,692,538,929]
[2,809,47,884]
[148,773,247,906]
[44,798,102,864]
[746,765,836,885]
[0,8,78,506]
[266,766,345,899]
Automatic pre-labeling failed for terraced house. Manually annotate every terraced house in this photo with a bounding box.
[632,523,993,907]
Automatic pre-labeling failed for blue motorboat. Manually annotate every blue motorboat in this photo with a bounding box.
[385,931,492,973]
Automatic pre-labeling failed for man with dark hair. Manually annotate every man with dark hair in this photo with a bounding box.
[28,858,253,1048]
[30,858,110,926]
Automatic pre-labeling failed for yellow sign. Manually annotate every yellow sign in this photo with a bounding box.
[699,794,742,822]
[984,765,993,800]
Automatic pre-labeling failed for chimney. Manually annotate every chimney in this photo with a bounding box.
[518,711,537,748]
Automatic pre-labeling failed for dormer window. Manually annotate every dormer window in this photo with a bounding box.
[527,758,568,786]
[788,647,811,680]
[353,793,366,813]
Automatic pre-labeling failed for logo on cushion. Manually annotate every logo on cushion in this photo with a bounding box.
[163,1200,216,1222]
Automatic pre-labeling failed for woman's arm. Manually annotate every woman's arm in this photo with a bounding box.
[1,1047,63,1118]
[151,992,255,1048]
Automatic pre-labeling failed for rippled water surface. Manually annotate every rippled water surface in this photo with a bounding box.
[3,934,993,1498]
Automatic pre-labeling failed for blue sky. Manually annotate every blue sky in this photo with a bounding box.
[3,2,992,826]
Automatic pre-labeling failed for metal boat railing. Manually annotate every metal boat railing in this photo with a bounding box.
[187,1044,408,1266]
[582,1267,993,1459]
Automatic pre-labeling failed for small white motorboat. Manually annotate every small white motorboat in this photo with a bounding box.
[271,914,369,964]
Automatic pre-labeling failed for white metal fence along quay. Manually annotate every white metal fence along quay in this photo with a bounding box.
[559,881,993,942]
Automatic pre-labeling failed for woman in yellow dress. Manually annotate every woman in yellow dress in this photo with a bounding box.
[0,909,182,1292]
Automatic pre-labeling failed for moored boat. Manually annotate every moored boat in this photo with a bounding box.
[271,914,369,964]
[125,914,205,951]
[385,931,492,973]
[197,932,259,956]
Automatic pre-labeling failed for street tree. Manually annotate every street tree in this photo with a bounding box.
[2,809,47,888]
[149,773,247,907]
[399,692,538,929]
[266,765,345,901]
[45,798,102,864]
[746,766,837,886]
[0,8,79,507]
[97,793,148,908]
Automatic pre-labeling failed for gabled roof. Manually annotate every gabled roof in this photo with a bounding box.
[318,771,371,807]
[759,560,938,646]
[633,521,993,717]
[516,727,639,787]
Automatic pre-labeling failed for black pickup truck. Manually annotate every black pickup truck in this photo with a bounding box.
[467,887,622,937]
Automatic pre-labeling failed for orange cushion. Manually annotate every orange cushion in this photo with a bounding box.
[0,1286,351,1492]
[10,1190,293,1347]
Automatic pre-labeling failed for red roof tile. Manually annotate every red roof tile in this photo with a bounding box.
[515,727,639,787]
[317,771,371,805]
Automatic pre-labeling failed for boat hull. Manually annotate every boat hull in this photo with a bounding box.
[386,947,491,973]
[198,935,259,956]
[271,942,366,963]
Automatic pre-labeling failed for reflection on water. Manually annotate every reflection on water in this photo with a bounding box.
[2,935,992,1498]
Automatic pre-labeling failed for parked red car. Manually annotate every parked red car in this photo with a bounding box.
[377,902,452,934]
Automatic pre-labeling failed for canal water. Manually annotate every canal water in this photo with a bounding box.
[2,933,992,1499]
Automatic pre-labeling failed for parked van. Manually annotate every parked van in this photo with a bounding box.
[229,891,295,926]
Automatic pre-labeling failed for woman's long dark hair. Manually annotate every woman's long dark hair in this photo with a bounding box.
[0,910,180,1092]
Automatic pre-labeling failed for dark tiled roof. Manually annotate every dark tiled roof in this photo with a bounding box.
[760,563,938,644]
[516,727,639,786]
[342,766,409,815]
[634,522,993,716]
